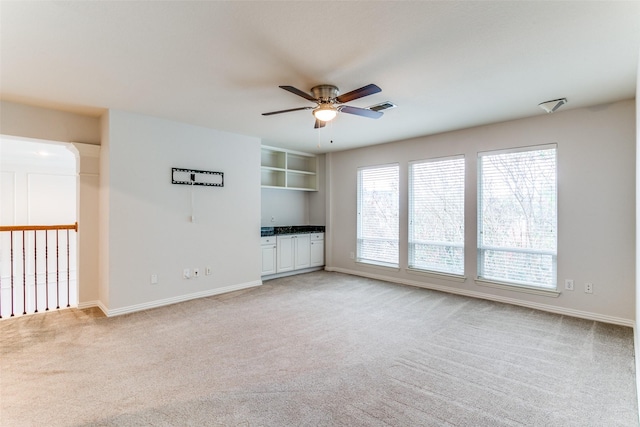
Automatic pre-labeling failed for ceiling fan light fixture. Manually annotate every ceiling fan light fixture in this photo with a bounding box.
[313,104,337,122]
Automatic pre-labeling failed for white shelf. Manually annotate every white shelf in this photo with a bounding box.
[287,153,317,174]
[261,148,286,169]
[261,145,318,191]
[287,169,315,175]
[261,168,285,187]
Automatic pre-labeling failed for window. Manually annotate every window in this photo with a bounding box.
[477,145,557,289]
[409,156,465,275]
[357,164,399,267]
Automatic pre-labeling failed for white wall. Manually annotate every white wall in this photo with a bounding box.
[99,113,111,309]
[102,110,262,313]
[634,47,640,421]
[0,101,100,145]
[309,154,326,225]
[261,188,308,226]
[328,99,636,324]
[0,137,76,225]
[69,142,101,306]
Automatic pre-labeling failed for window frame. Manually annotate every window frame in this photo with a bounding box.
[476,144,558,295]
[356,163,400,269]
[408,155,465,277]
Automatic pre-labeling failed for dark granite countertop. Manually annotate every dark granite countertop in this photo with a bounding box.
[261,225,325,236]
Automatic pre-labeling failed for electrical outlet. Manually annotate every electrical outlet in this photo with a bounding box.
[205,267,212,275]
[183,268,190,279]
[585,282,593,294]
[193,268,200,278]
[350,252,355,259]
[564,279,574,291]
[151,274,158,285]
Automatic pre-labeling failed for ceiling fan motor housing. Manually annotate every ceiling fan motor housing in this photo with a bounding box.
[311,85,339,103]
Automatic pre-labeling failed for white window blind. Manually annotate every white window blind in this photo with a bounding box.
[357,164,399,267]
[409,156,465,275]
[478,145,557,289]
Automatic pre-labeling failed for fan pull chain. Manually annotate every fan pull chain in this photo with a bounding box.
[329,118,334,144]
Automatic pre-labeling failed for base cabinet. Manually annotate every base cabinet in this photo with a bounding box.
[276,234,311,273]
[261,236,277,276]
[310,233,325,267]
[267,232,324,276]
[276,235,294,273]
[294,234,311,270]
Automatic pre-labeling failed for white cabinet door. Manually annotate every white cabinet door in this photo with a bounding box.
[294,234,311,270]
[261,244,277,275]
[261,236,277,276]
[276,235,295,273]
[310,233,325,267]
[310,240,324,267]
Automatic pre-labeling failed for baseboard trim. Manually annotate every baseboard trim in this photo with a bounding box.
[326,267,634,327]
[261,266,323,281]
[634,323,640,425]
[77,300,108,316]
[104,280,263,317]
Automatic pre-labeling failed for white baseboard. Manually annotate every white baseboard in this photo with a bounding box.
[261,267,323,281]
[325,267,634,327]
[93,280,263,317]
[77,300,108,316]
[634,324,640,425]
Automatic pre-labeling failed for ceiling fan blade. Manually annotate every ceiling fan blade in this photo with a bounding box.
[339,105,383,119]
[335,84,381,103]
[262,106,313,116]
[279,85,317,102]
[314,118,326,129]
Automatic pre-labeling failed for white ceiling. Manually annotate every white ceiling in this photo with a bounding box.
[1,1,639,154]
[0,137,75,170]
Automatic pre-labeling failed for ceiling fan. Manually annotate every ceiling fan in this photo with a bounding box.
[262,84,384,128]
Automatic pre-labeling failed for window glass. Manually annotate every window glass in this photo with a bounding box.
[478,145,557,288]
[409,156,465,275]
[357,164,399,267]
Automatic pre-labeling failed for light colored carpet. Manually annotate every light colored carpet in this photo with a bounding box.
[1,271,637,426]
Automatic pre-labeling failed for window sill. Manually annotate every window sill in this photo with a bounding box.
[355,260,400,272]
[407,268,467,283]
[474,278,560,297]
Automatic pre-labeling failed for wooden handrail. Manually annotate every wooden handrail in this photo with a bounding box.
[0,222,78,232]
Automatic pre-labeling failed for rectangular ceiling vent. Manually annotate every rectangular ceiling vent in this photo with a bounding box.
[368,101,397,112]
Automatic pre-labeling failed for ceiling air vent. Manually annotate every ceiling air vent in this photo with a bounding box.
[368,101,397,112]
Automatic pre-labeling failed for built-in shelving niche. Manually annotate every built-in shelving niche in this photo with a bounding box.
[261,145,318,191]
